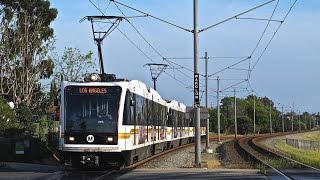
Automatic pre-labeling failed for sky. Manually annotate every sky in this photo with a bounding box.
[50,0,320,114]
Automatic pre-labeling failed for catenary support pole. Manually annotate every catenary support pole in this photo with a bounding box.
[292,103,294,131]
[310,114,312,129]
[282,105,284,132]
[234,88,237,138]
[193,0,201,168]
[205,52,210,150]
[304,113,306,130]
[270,101,272,134]
[298,111,301,132]
[254,95,256,136]
[217,76,221,143]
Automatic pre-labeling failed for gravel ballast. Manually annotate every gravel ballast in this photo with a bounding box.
[139,139,252,169]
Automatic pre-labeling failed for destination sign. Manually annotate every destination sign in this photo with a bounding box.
[79,87,107,94]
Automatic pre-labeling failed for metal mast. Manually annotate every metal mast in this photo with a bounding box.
[234,88,237,138]
[80,16,123,75]
[143,63,168,90]
[193,0,201,168]
[253,95,256,136]
[205,52,210,150]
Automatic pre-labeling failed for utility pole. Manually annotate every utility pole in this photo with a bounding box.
[205,52,211,152]
[193,0,201,168]
[310,114,312,130]
[316,113,320,127]
[282,105,284,132]
[253,95,256,136]
[304,113,306,130]
[234,88,237,139]
[298,111,301,132]
[292,103,294,131]
[269,101,272,134]
[217,76,221,143]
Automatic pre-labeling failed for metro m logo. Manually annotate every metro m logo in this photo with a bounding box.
[86,135,94,143]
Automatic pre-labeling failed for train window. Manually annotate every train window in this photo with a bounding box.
[65,86,121,133]
[136,95,143,126]
[135,95,149,126]
[167,109,172,127]
[142,97,147,126]
[123,91,134,125]
[162,106,167,126]
[148,101,152,126]
[156,103,161,126]
[151,101,157,126]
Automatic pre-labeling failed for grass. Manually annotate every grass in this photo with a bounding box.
[257,164,266,174]
[263,157,299,169]
[206,159,221,169]
[274,139,320,168]
[209,132,238,139]
[298,131,320,141]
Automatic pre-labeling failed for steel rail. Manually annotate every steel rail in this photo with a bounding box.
[238,132,320,179]
[238,136,292,180]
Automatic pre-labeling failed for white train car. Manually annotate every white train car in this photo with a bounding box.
[58,76,200,167]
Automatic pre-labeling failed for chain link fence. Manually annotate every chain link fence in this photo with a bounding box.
[286,138,320,151]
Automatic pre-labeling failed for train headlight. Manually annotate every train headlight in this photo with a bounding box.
[69,136,75,141]
[107,137,113,142]
[85,73,101,82]
[90,74,100,81]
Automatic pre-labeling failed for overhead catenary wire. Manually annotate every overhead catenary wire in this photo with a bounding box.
[199,0,276,33]
[208,56,251,77]
[89,0,197,89]
[90,0,298,109]
[235,17,283,23]
[113,2,164,60]
[249,0,280,59]
[244,0,298,101]
[88,0,158,64]
[219,79,248,92]
[110,0,283,90]
[250,0,298,72]
[208,78,248,81]
[164,56,250,60]
[111,0,192,32]
[112,1,197,81]
[245,0,279,81]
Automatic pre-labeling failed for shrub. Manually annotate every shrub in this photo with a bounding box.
[0,96,19,136]
[16,103,35,136]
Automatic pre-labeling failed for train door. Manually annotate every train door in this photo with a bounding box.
[152,100,157,143]
[132,93,136,145]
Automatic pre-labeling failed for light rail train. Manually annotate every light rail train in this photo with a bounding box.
[56,74,206,167]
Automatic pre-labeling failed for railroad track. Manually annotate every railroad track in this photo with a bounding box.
[53,136,232,179]
[51,142,195,180]
[237,133,320,179]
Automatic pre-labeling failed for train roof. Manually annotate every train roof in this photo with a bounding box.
[61,80,185,107]
[167,100,186,111]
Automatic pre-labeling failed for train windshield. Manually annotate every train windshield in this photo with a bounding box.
[65,86,122,133]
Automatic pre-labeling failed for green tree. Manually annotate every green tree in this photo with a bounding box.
[30,84,50,115]
[39,116,53,143]
[220,97,234,133]
[0,0,58,108]
[237,116,253,134]
[16,102,35,136]
[53,47,95,86]
[0,96,19,136]
[48,79,57,106]
[209,107,217,132]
